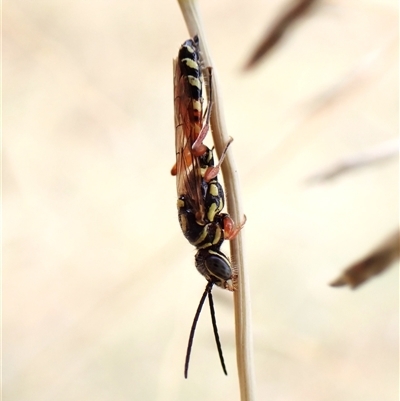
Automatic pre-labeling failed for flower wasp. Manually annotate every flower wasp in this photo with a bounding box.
[173,36,245,378]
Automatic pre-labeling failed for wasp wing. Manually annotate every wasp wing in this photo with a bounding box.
[174,57,206,224]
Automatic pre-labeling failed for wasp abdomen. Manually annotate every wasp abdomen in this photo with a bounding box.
[178,37,201,88]
[178,38,203,123]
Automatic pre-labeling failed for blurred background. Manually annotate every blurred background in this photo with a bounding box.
[3,0,398,400]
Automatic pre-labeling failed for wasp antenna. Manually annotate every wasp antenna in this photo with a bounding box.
[207,284,228,376]
[184,282,213,378]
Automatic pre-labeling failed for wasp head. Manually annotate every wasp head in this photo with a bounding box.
[195,248,233,291]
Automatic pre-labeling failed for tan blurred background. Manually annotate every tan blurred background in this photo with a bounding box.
[3,1,398,400]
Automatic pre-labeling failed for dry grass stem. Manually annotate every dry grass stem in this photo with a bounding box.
[307,139,399,183]
[243,0,319,70]
[330,230,400,289]
[177,1,256,400]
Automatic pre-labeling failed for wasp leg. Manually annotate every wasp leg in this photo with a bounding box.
[203,137,234,182]
[223,214,247,240]
[192,67,213,156]
[171,146,194,176]
[171,163,177,176]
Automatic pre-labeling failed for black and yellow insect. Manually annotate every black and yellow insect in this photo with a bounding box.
[173,36,243,378]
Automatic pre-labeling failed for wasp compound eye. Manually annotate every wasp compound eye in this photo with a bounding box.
[205,253,232,282]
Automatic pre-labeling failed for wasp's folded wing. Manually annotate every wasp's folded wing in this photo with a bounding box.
[174,58,206,222]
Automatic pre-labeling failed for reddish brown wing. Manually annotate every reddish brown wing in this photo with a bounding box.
[174,57,206,223]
